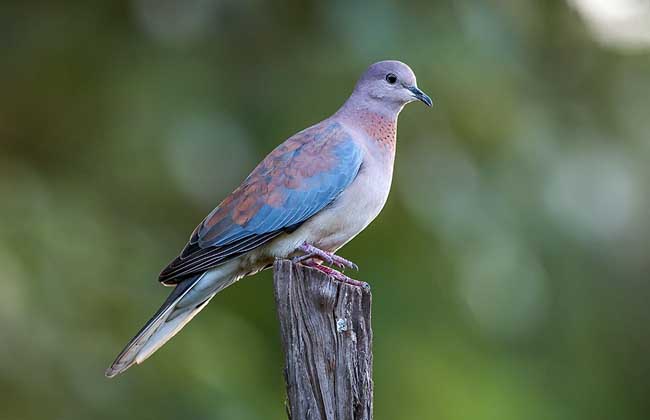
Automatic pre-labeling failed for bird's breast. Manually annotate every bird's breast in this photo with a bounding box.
[293,144,394,252]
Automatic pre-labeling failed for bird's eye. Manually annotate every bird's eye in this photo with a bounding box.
[385,73,397,84]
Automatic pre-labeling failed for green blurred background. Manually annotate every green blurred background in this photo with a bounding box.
[2,1,650,419]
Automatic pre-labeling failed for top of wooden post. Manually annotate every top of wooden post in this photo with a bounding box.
[273,259,373,420]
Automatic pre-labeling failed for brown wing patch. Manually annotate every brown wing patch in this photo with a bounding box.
[201,122,346,233]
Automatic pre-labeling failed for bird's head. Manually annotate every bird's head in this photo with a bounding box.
[352,60,432,112]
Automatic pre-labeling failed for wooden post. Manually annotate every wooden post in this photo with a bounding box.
[273,259,373,420]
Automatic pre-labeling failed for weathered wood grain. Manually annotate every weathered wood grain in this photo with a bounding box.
[273,259,373,420]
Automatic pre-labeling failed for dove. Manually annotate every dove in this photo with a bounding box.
[106,60,432,377]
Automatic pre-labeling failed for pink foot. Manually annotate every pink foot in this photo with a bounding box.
[304,261,369,289]
[292,243,359,271]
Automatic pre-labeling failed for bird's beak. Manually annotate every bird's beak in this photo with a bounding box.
[407,86,433,107]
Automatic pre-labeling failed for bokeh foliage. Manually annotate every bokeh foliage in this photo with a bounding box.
[1,1,649,419]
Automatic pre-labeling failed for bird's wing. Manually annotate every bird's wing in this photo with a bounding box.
[159,121,363,284]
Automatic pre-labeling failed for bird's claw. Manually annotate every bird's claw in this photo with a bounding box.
[293,243,366,289]
[295,243,359,271]
[304,261,369,289]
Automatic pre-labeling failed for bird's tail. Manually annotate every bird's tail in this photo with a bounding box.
[105,269,238,378]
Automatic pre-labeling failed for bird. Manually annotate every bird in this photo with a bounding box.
[105,60,432,378]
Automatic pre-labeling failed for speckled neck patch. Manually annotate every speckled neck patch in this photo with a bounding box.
[357,111,397,151]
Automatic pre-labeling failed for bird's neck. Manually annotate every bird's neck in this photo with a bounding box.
[335,101,399,153]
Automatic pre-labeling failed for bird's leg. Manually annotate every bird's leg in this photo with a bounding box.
[292,242,359,271]
[302,260,369,289]
[292,243,366,288]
